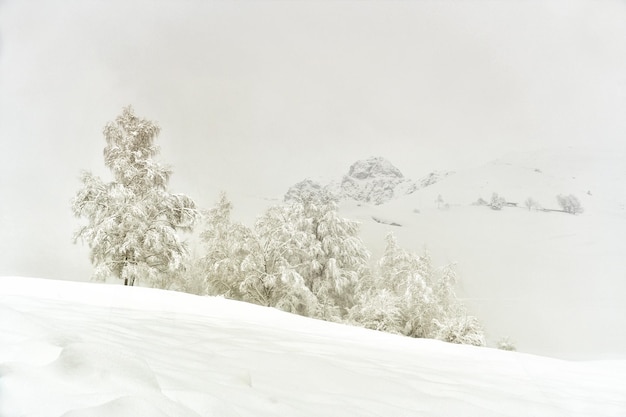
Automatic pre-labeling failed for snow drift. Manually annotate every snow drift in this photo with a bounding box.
[1,276,624,417]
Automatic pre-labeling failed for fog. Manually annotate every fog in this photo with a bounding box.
[1,0,625,283]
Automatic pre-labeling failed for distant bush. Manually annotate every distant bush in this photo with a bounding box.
[434,315,486,347]
[524,197,541,211]
[556,194,583,215]
[497,337,517,351]
[489,193,506,210]
[473,197,488,206]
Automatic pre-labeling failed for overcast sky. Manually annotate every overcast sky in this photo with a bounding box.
[1,0,626,281]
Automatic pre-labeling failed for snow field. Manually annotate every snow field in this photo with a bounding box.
[1,277,625,417]
[338,148,626,358]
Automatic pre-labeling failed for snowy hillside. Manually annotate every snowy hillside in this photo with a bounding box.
[281,147,626,359]
[1,276,625,417]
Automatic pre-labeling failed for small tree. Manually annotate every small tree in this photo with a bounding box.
[490,192,505,210]
[431,264,485,346]
[436,194,445,209]
[350,234,485,346]
[556,194,583,214]
[497,337,517,351]
[434,314,485,346]
[72,106,199,286]
[524,197,541,211]
[200,192,258,299]
[349,233,436,337]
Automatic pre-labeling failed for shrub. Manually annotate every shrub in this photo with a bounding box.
[556,194,583,214]
[524,197,541,211]
[489,193,506,210]
[497,337,517,351]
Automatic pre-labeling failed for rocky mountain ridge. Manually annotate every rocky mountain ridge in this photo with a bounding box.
[286,156,451,205]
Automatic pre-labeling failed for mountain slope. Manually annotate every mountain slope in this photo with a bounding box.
[333,147,626,359]
[1,276,625,417]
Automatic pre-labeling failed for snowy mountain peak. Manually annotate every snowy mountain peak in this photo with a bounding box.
[285,157,454,206]
[340,157,417,205]
[346,157,404,180]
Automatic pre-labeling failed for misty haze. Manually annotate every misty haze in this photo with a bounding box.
[1,1,626,416]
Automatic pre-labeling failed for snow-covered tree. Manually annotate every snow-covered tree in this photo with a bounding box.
[556,194,583,214]
[378,234,436,337]
[524,197,541,211]
[199,192,258,299]
[242,204,319,315]
[196,188,369,318]
[285,189,370,320]
[347,288,403,333]
[350,234,435,337]
[490,192,506,210]
[434,314,486,346]
[349,234,485,346]
[72,106,199,286]
[195,194,317,314]
[431,264,485,346]
[167,259,207,295]
[497,337,517,351]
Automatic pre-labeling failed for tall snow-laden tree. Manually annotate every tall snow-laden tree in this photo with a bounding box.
[200,192,260,300]
[72,106,199,286]
[199,187,369,318]
[197,193,318,316]
[245,204,318,315]
[286,188,370,320]
[358,233,436,337]
[431,264,486,347]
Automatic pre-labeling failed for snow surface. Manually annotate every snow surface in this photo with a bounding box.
[334,147,626,359]
[1,276,625,417]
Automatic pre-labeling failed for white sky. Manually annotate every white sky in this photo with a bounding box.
[1,0,626,280]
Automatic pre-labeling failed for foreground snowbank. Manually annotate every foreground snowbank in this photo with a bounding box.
[1,277,624,417]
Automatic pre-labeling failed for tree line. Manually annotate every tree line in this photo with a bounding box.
[73,107,486,346]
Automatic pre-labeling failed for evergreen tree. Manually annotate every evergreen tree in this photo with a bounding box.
[286,189,370,320]
[200,192,256,299]
[431,264,486,346]
[376,233,436,337]
[72,106,199,286]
